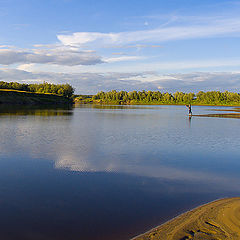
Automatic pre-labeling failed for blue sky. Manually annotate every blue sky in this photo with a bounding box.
[0,0,240,93]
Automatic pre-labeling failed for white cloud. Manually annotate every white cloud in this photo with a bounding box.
[17,63,36,71]
[122,58,240,72]
[0,68,240,94]
[0,45,15,49]
[0,47,103,66]
[103,56,144,63]
[15,55,240,74]
[57,17,240,47]
[58,32,119,46]
[106,44,163,49]
[2,14,239,70]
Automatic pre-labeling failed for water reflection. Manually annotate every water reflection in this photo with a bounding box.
[75,103,167,110]
[0,105,73,116]
[0,156,224,240]
[0,105,239,240]
[188,115,192,127]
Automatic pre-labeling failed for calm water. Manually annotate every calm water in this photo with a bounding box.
[0,104,240,240]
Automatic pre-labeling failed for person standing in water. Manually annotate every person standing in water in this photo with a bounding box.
[186,104,192,116]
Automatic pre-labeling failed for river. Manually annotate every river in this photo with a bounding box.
[0,104,239,240]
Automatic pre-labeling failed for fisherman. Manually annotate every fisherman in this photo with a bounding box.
[185,104,192,116]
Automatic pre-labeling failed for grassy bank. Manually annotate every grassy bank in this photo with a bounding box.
[0,89,73,105]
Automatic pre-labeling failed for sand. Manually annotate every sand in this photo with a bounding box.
[194,113,240,118]
[193,107,240,119]
[132,197,240,240]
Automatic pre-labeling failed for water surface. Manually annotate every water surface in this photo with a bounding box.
[0,104,240,240]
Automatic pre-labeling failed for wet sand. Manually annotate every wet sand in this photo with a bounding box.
[194,113,240,118]
[194,107,240,119]
[132,197,240,240]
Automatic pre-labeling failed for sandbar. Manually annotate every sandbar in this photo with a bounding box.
[132,197,240,240]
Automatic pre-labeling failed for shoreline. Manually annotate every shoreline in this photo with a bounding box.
[75,102,240,107]
[131,197,240,240]
[130,198,224,240]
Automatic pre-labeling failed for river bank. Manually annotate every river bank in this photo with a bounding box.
[132,197,240,240]
[0,89,73,105]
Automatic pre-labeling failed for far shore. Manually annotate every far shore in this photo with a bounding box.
[131,197,240,240]
[75,101,240,107]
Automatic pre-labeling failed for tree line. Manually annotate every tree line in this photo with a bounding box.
[92,90,240,105]
[0,81,74,98]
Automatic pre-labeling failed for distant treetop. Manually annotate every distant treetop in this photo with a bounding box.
[91,90,240,105]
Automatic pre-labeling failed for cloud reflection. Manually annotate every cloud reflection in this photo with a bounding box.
[54,150,240,192]
[0,105,240,194]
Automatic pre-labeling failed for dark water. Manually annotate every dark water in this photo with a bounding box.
[0,104,240,240]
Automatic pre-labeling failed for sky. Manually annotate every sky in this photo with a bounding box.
[0,0,240,94]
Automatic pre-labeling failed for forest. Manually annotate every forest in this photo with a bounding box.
[91,90,240,105]
[1,81,240,105]
[0,81,74,98]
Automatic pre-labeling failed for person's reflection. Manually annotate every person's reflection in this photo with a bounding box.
[188,115,192,127]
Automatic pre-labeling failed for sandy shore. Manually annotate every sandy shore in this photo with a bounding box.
[132,197,240,240]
